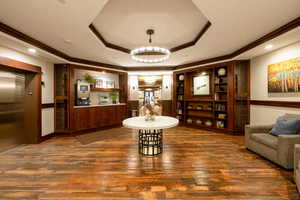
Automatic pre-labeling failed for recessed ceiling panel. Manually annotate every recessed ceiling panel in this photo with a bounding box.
[92,0,208,49]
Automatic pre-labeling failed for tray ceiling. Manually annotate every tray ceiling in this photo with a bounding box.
[92,0,209,50]
[0,0,299,69]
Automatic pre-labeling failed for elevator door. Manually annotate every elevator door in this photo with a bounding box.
[0,69,25,152]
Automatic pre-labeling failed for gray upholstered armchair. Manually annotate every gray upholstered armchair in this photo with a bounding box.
[294,144,300,192]
[245,124,300,169]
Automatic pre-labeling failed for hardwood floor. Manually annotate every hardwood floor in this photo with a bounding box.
[0,126,298,200]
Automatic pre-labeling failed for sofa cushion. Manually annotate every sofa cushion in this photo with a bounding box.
[251,133,278,150]
[269,116,300,136]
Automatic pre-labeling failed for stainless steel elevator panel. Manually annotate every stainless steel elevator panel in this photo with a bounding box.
[0,70,25,153]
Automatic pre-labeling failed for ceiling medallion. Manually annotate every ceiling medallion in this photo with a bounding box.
[130,29,171,63]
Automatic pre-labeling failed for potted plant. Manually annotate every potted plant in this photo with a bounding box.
[84,73,96,88]
[109,92,118,104]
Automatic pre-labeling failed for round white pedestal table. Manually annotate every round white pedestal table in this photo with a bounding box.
[123,116,179,156]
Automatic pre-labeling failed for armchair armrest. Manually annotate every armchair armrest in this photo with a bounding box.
[294,144,300,170]
[245,124,274,135]
[278,135,300,169]
[245,124,273,148]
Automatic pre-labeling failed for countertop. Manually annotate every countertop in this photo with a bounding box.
[74,103,126,108]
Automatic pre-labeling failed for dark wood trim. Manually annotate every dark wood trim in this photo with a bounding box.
[0,22,126,71]
[0,56,41,73]
[170,21,212,52]
[1,16,299,71]
[89,21,212,55]
[0,22,70,60]
[175,16,300,70]
[89,24,131,54]
[39,133,55,142]
[126,66,176,71]
[42,103,55,109]
[250,100,300,108]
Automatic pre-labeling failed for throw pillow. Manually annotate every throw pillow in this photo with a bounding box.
[269,116,300,136]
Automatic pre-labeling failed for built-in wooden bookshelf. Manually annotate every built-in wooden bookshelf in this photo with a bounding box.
[173,60,250,134]
[175,74,185,123]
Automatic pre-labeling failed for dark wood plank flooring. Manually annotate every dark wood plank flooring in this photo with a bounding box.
[0,127,298,200]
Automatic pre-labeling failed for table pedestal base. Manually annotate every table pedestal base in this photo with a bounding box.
[138,129,163,156]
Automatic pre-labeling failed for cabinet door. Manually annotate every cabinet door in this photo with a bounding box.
[89,107,98,129]
[74,109,90,130]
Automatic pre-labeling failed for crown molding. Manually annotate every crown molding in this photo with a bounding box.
[175,16,300,70]
[0,16,299,72]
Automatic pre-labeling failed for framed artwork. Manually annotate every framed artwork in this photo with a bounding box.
[268,57,300,93]
[193,74,210,96]
[95,79,103,88]
[105,80,115,88]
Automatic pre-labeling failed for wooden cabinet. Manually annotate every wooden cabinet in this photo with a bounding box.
[173,60,250,134]
[72,105,126,131]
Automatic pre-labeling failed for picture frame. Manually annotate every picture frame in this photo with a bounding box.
[193,74,210,96]
[105,80,115,88]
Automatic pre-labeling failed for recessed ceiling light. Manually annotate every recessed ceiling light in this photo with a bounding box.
[28,48,37,54]
[64,39,72,44]
[265,44,273,49]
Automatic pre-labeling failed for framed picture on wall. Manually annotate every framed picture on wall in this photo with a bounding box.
[105,80,115,88]
[268,57,300,93]
[193,74,210,96]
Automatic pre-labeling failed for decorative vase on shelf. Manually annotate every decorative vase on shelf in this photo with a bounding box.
[218,68,226,76]
[187,118,193,124]
[196,120,202,125]
[205,120,212,127]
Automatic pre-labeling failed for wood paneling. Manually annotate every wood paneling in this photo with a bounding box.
[41,103,55,109]
[160,100,173,116]
[250,100,300,108]
[0,127,298,199]
[0,56,41,73]
[73,105,126,131]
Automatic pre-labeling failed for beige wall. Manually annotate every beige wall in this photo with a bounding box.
[0,46,54,136]
[250,41,300,125]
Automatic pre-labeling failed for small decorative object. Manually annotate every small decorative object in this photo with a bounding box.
[178,109,182,115]
[196,105,203,110]
[217,121,225,128]
[105,80,115,88]
[109,92,118,104]
[196,119,202,125]
[193,74,210,96]
[84,73,96,87]
[214,77,220,84]
[179,75,184,81]
[178,95,183,101]
[218,68,226,76]
[187,104,193,110]
[205,120,212,127]
[187,118,193,124]
[218,113,226,119]
[144,104,158,121]
[206,105,213,111]
[268,57,300,93]
[214,93,219,101]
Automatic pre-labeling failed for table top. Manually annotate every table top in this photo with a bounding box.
[122,116,179,130]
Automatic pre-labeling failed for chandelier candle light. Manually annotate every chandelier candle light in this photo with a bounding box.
[130,29,171,63]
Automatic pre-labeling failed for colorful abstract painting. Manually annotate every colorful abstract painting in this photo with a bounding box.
[268,57,300,93]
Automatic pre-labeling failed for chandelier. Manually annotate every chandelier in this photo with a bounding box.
[130,29,171,63]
